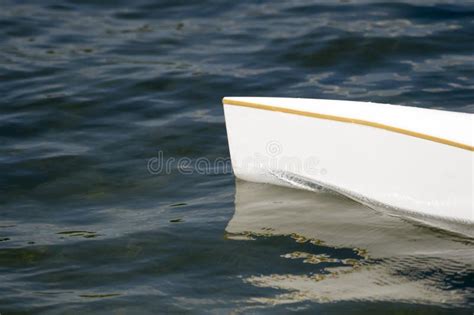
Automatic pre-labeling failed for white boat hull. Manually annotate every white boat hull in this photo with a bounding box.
[223,97,474,224]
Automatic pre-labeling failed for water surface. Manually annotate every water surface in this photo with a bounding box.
[0,0,473,313]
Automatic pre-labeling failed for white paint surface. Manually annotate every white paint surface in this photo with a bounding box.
[223,97,474,223]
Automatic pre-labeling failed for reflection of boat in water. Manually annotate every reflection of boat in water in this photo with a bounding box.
[226,181,474,306]
[223,97,473,226]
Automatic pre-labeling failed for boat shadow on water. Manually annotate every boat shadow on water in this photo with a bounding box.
[225,180,474,308]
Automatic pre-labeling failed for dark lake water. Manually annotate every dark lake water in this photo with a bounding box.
[1,0,473,313]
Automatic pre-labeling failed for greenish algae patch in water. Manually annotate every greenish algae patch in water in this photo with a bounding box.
[79,293,121,299]
[169,218,184,223]
[169,202,187,207]
[56,231,99,239]
[0,225,16,228]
